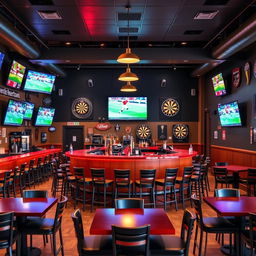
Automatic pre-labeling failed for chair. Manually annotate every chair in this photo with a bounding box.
[114,169,132,198]
[150,209,196,256]
[91,168,113,211]
[115,198,144,209]
[240,169,256,196]
[214,188,240,197]
[155,168,178,210]
[23,196,68,256]
[24,160,35,188]
[71,209,112,256]
[112,224,150,256]
[0,212,19,256]
[191,194,239,256]
[213,167,234,189]
[135,169,156,208]
[0,171,12,198]
[215,162,228,166]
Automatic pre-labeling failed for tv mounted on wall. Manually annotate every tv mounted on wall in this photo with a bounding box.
[6,61,26,89]
[108,97,147,121]
[23,102,35,120]
[217,101,242,127]
[23,70,56,94]
[3,99,25,126]
[35,107,55,126]
[212,73,227,96]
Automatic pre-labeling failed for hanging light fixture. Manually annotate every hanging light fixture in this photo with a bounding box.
[117,5,140,64]
[120,81,137,92]
[118,64,139,82]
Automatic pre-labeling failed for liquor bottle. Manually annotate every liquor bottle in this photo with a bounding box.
[188,144,193,154]
[70,143,73,153]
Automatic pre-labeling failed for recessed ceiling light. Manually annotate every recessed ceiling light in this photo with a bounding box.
[100,43,105,47]
[194,10,219,20]
[181,42,187,45]
[148,43,153,47]
[65,60,70,63]
[65,42,71,46]
[183,60,189,63]
[37,10,62,20]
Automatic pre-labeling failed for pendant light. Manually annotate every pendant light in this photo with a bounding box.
[117,5,140,64]
[118,64,139,82]
[120,81,137,92]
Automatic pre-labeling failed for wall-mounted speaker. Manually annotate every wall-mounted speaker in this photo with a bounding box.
[58,89,63,96]
[160,79,166,87]
[191,88,196,96]
[88,79,94,87]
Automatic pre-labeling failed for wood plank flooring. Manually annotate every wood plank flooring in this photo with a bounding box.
[0,174,231,256]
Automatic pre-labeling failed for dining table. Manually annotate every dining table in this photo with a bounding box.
[90,208,175,235]
[0,197,58,256]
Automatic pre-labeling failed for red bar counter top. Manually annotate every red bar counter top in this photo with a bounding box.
[0,148,61,170]
[66,148,197,179]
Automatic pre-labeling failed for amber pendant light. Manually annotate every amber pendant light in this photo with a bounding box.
[120,81,137,92]
[118,65,139,82]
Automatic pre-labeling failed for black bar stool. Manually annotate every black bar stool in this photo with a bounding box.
[114,169,132,198]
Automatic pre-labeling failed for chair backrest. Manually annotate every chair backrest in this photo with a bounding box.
[114,169,130,185]
[112,224,150,256]
[191,194,204,227]
[74,167,85,180]
[248,213,256,249]
[71,209,84,255]
[28,159,35,169]
[214,188,240,197]
[53,196,68,230]
[115,198,144,209]
[140,169,156,184]
[0,212,14,248]
[165,168,178,184]
[182,167,193,183]
[23,190,48,198]
[215,162,228,166]
[213,167,228,177]
[20,163,27,172]
[180,209,196,255]
[37,157,42,167]
[91,168,105,184]
[247,169,256,180]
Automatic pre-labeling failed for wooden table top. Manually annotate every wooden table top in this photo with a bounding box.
[204,196,256,216]
[213,165,254,172]
[0,198,58,217]
[90,208,175,235]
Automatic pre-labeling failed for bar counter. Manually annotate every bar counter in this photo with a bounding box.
[0,148,61,170]
[66,148,197,179]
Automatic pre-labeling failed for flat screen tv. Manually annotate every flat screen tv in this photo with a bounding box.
[217,101,242,127]
[23,70,56,94]
[212,73,226,96]
[3,99,25,126]
[6,61,26,89]
[0,52,5,69]
[108,97,147,120]
[35,107,55,126]
[23,102,35,120]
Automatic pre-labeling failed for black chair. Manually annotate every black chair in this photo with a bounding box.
[214,188,240,197]
[0,171,12,198]
[71,209,112,256]
[23,196,68,256]
[150,209,196,256]
[115,198,144,209]
[215,162,228,166]
[240,169,256,196]
[155,168,178,210]
[114,169,132,198]
[192,194,239,256]
[112,224,150,256]
[213,167,234,189]
[0,212,19,256]
[135,169,156,208]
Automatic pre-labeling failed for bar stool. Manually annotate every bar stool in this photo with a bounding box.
[0,171,12,198]
[213,167,234,189]
[91,168,113,211]
[240,168,256,196]
[155,168,178,210]
[135,169,156,208]
[114,169,132,198]
[25,160,35,188]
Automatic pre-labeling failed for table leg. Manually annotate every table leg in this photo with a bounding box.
[232,172,240,188]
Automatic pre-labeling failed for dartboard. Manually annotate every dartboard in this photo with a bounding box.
[136,125,152,140]
[71,98,93,119]
[161,98,180,117]
[172,124,189,143]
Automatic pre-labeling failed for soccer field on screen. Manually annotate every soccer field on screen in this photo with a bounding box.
[25,79,52,93]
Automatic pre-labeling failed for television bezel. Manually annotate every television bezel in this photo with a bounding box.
[108,96,148,121]
[23,101,35,120]
[23,70,56,94]
[3,99,25,126]
[212,72,227,97]
[34,106,55,127]
[0,51,5,69]
[217,100,242,127]
[6,60,26,90]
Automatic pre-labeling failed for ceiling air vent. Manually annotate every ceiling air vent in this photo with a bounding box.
[118,13,141,21]
[184,30,203,35]
[52,30,71,35]
[38,10,62,19]
[119,36,138,41]
[29,0,54,5]
[194,10,219,20]
[119,27,139,33]
[204,0,230,5]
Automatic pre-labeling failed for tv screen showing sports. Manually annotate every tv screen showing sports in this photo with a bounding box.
[6,61,26,89]
[23,102,35,120]
[0,52,5,69]
[108,97,147,120]
[35,107,55,126]
[3,100,25,126]
[212,73,226,96]
[217,101,242,127]
[24,70,56,94]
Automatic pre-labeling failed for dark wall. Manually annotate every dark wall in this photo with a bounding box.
[205,47,256,151]
[52,68,198,122]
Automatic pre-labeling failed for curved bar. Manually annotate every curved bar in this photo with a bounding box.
[66,148,197,180]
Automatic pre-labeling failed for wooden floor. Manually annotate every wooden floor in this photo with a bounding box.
[0,175,231,256]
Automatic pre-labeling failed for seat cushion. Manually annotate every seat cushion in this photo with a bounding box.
[150,235,185,255]
[23,218,59,234]
[202,217,239,232]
